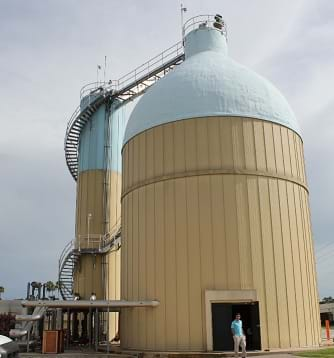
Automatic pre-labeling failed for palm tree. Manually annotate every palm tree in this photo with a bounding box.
[0,286,4,300]
[55,281,62,299]
[45,281,55,299]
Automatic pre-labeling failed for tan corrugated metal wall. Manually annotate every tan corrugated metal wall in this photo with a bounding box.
[105,172,122,339]
[121,116,320,351]
[74,170,121,302]
[73,254,104,299]
[74,170,105,299]
[75,170,122,240]
[106,248,121,339]
[76,170,105,241]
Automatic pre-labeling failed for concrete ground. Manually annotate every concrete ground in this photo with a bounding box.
[19,353,302,358]
[20,344,334,358]
[20,352,133,358]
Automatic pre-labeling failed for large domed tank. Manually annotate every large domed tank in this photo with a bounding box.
[121,15,320,351]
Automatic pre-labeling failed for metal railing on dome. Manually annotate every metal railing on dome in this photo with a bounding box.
[78,41,183,105]
[183,14,227,39]
[64,14,225,181]
[80,80,118,102]
[116,41,183,92]
[64,40,184,181]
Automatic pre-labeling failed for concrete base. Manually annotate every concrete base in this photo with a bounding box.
[19,343,333,358]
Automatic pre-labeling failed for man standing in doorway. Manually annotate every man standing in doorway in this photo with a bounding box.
[231,313,246,358]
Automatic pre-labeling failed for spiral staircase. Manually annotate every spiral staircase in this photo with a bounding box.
[58,242,80,300]
[65,41,184,181]
[60,34,187,300]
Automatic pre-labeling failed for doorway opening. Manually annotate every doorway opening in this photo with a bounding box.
[211,302,261,351]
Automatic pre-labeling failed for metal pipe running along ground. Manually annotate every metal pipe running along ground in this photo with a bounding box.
[21,299,160,309]
[15,314,43,321]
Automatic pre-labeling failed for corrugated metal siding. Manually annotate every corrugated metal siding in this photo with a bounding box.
[76,170,121,239]
[79,105,106,172]
[106,249,121,340]
[121,116,320,351]
[76,170,105,239]
[78,102,128,173]
[73,255,104,299]
[122,117,307,198]
[74,170,121,301]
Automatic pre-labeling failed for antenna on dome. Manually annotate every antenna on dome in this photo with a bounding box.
[180,3,187,43]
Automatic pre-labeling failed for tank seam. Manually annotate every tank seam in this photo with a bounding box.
[121,169,309,199]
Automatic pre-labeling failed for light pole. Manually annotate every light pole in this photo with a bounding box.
[87,213,92,248]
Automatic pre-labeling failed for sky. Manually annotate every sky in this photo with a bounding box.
[0,0,333,299]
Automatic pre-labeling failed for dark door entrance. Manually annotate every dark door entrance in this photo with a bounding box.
[212,302,261,351]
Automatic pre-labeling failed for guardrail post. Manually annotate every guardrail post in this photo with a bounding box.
[27,330,30,352]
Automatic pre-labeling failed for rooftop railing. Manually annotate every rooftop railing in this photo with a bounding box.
[78,41,183,104]
[183,14,227,39]
[64,14,225,180]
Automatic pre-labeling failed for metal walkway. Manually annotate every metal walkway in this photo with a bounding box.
[65,41,184,181]
[58,230,121,300]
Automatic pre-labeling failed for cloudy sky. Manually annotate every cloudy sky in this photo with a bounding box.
[0,0,333,299]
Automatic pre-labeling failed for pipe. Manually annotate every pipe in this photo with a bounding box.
[9,329,28,338]
[21,299,160,309]
[26,283,30,300]
[27,330,30,353]
[15,314,43,321]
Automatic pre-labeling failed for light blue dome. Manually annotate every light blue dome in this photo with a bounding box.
[123,26,300,145]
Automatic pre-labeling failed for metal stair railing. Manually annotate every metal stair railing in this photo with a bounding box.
[115,41,183,101]
[64,41,184,181]
[64,101,102,180]
[58,240,74,271]
[79,41,183,103]
[76,234,104,252]
[58,240,79,300]
[101,228,121,252]
[58,230,121,300]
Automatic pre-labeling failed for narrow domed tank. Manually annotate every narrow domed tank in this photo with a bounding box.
[121,15,320,351]
[73,99,125,339]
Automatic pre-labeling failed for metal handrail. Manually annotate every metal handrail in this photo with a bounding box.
[117,41,183,90]
[78,41,183,103]
[65,39,185,181]
[107,218,121,237]
[80,80,118,100]
[77,234,103,251]
[58,240,74,272]
[64,15,227,181]
[76,228,121,251]
[58,240,76,300]
[183,14,227,39]
[64,106,81,142]
[102,226,121,249]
